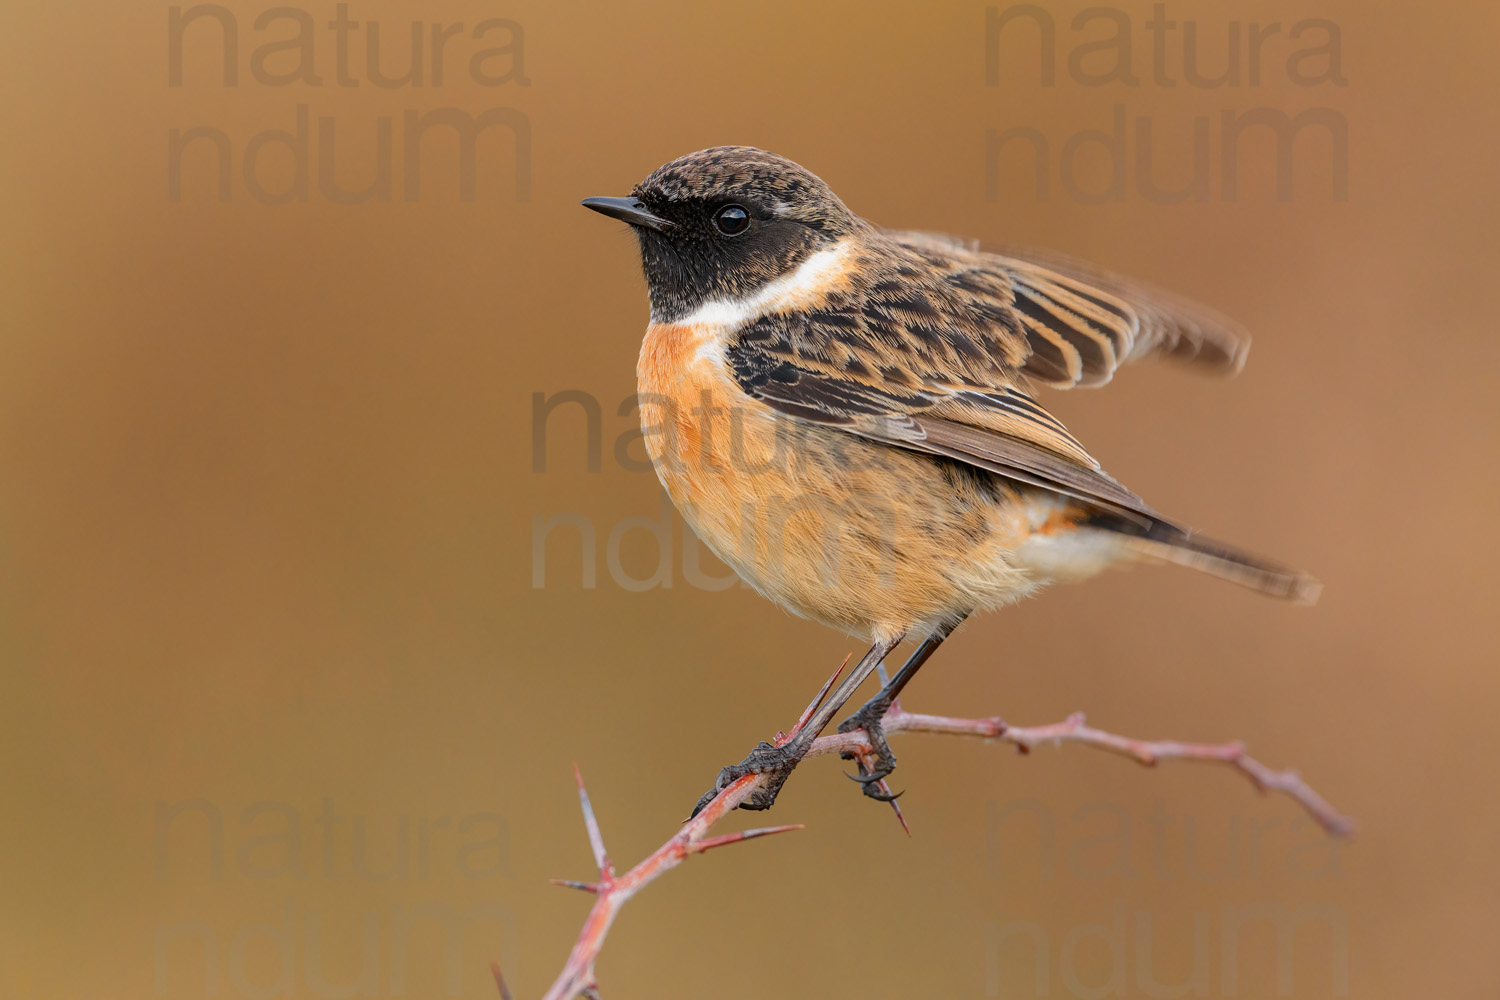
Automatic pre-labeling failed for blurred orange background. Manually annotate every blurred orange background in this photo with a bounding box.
[2,1,1496,997]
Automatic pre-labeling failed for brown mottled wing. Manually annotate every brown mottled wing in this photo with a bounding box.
[724,256,1168,525]
[886,231,1251,388]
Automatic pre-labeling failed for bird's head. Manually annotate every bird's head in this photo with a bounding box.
[583,146,866,322]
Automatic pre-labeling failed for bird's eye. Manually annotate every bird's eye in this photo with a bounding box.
[713,204,750,236]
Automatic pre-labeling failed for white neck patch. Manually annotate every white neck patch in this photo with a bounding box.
[664,240,854,330]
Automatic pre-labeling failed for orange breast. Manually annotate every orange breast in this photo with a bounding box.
[636,320,779,508]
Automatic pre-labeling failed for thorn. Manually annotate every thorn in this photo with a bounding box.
[886,789,910,837]
[573,763,612,877]
[548,878,600,893]
[489,960,513,1000]
[691,823,804,854]
[783,654,850,744]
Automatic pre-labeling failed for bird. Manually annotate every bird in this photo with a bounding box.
[581,146,1318,816]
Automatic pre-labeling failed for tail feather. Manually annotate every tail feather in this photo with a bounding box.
[1123,527,1321,604]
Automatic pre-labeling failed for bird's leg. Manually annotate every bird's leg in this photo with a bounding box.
[838,617,965,801]
[691,635,903,817]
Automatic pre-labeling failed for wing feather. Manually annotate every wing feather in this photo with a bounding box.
[855,413,1163,527]
[886,230,1251,387]
[721,231,1246,523]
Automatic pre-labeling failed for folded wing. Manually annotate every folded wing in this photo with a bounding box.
[887,231,1250,388]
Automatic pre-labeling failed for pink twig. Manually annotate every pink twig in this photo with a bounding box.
[534,768,802,1000]
[882,708,1356,837]
[526,661,858,1000]
[512,676,1353,998]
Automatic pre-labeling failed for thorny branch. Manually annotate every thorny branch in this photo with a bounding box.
[498,658,1355,1000]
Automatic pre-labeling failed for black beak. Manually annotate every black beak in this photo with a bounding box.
[580,196,670,233]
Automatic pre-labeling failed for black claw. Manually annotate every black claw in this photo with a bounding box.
[863,785,904,802]
[835,700,901,804]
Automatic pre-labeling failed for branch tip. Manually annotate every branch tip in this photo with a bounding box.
[489,959,513,1000]
[692,823,804,854]
[573,763,612,877]
[887,790,911,836]
[785,653,851,744]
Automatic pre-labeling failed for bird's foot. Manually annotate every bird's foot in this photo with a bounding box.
[838,699,901,801]
[690,738,808,818]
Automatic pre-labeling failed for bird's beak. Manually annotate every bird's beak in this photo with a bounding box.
[580,196,670,233]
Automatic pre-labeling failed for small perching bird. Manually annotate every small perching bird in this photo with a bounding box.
[582,146,1318,814]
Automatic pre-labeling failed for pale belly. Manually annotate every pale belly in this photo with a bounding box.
[634,320,1113,640]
